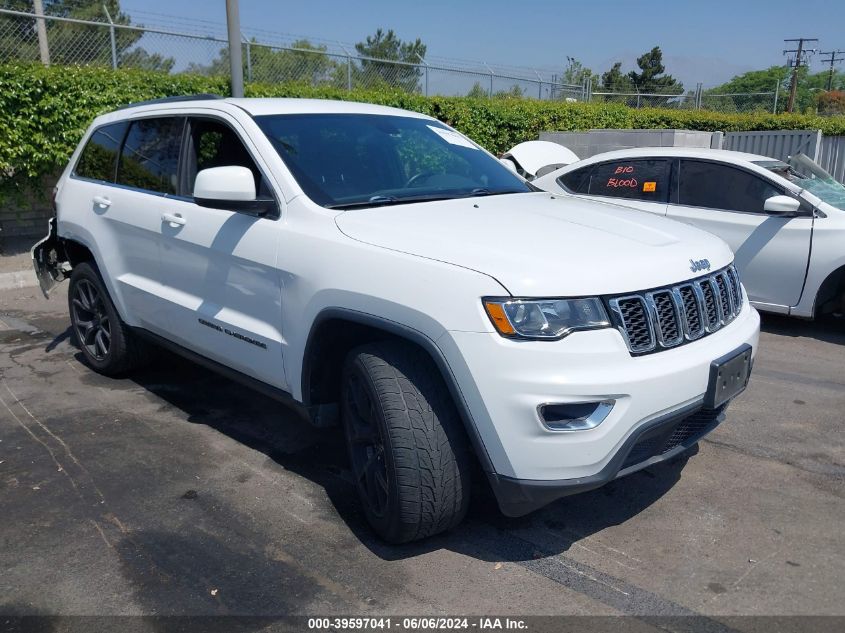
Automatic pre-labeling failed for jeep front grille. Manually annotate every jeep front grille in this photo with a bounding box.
[608,265,743,355]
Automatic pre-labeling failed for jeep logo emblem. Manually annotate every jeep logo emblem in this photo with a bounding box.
[689,258,711,273]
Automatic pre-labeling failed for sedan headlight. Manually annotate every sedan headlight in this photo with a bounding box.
[483,297,610,340]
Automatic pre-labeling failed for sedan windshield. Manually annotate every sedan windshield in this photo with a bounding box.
[755,154,845,211]
[255,113,532,209]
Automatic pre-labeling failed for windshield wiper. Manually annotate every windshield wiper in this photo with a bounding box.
[326,189,530,210]
[327,193,466,209]
[462,187,532,197]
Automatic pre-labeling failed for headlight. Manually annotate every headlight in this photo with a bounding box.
[483,297,610,340]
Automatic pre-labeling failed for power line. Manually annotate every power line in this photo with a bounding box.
[782,38,818,113]
[819,49,845,91]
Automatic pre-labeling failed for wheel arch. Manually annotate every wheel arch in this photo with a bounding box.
[813,264,845,317]
[59,235,133,324]
[62,237,96,268]
[301,308,495,474]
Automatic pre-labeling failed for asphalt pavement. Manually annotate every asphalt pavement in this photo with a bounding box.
[1,279,843,622]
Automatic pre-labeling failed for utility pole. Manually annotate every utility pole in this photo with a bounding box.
[819,50,845,91]
[32,0,50,66]
[225,0,244,97]
[783,38,818,113]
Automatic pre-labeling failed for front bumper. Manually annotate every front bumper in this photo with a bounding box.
[489,399,726,516]
[437,302,760,516]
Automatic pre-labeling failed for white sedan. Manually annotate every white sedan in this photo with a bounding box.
[529,147,845,319]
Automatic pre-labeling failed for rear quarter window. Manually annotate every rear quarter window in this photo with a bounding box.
[586,159,671,201]
[74,122,127,182]
[557,166,593,194]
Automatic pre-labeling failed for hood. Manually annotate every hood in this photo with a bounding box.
[335,192,734,296]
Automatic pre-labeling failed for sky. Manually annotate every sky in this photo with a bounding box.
[119,0,845,88]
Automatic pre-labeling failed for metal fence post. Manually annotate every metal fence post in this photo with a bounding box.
[243,34,252,82]
[103,4,118,69]
[419,58,429,97]
[484,62,493,97]
[773,80,780,114]
[33,0,50,66]
[339,45,353,91]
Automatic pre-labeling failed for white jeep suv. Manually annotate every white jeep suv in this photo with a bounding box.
[33,96,760,543]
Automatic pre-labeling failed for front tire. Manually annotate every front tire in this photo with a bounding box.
[342,341,471,543]
[68,262,151,376]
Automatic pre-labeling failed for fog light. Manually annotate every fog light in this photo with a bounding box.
[538,400,614,431]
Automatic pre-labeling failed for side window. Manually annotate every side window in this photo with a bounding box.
[678,160,781,214]
[185,118,268,197]
[116,117,184,195]
[557,166,593,194]
[586,159,671,202]
[74,122,127,183]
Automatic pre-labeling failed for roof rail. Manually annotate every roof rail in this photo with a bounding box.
[117,94,225,110]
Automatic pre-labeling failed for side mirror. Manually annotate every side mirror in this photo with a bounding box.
[194,166,275,216]
[763,195,800,215]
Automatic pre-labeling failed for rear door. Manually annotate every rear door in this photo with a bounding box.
[67,117,183,333]
[156,115,287,389]
[666,159,813,309]
[112,116,186,331]
[556,158,672,216]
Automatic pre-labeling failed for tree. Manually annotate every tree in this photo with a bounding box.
[120,49,175,73]
[817,90,845,116]
[705,65,845,113]
[466,82,488,98]
[707,66,787,95]
[0,1,173,70]
[562,56,593,87]
[627,46,683,95]
[249,39,337,85]
[186,39,337,86]
[493,84,524,99]
[354,28,426,92]
[601,62,634,93]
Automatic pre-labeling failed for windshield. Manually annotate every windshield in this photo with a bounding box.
[255,113,532,209]
[754,153,845,211]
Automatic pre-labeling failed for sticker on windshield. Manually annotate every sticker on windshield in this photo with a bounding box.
[427,125,478,149]
[643,181,657,192]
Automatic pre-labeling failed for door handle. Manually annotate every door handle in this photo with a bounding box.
[92,195,111,209]
[161,212,186,227]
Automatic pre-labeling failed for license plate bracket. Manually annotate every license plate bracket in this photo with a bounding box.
[704,344,752,409]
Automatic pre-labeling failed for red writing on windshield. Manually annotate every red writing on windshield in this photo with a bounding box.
[614,165,634,174]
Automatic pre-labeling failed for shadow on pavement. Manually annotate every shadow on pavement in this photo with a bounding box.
[125,349,692,564]
[759,312,845,345]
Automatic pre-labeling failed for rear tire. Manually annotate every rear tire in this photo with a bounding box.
[341,340,471,543]
[67,262,152,376]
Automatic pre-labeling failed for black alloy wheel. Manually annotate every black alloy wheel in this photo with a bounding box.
[71,278,111,361]
[344,369,390,518]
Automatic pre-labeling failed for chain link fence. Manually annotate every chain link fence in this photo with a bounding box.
[1,7,776,112]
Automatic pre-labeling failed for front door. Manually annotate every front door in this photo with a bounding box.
[666,159,813,309]
[157,116,287,390]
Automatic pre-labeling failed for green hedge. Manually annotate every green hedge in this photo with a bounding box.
[3,62,845,200]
